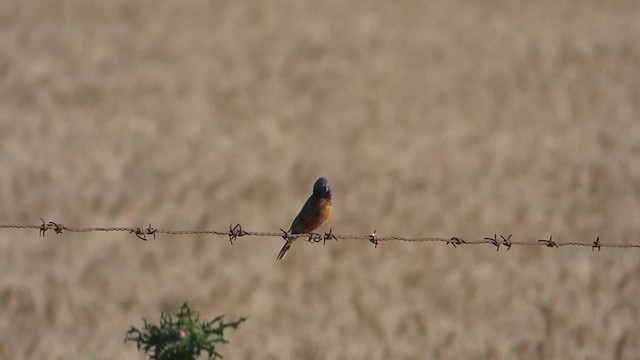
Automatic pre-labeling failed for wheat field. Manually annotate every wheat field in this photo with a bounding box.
[1,1,639,359]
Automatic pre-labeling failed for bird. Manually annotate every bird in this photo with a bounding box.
[276,177,332,260]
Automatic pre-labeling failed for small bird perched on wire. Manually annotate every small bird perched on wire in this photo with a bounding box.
[277,177,332,260]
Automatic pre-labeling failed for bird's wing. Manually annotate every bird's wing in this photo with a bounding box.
[289,195,322,233]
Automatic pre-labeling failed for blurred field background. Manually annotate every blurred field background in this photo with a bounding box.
[1,0,640,359]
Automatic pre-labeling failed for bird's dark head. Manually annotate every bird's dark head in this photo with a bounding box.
[313,177,331,198]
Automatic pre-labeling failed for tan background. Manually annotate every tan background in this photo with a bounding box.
[1,1,639,359]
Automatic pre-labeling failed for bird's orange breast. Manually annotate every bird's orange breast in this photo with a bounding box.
[290,197,332,233]
[315,198,332,225]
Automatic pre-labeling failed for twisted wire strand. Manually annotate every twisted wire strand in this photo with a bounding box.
[0,221,638,250]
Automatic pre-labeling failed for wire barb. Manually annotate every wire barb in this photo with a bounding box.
[592,236,601,252]
[447,236,465,248]
[39,218,64,236]
[485,234,500,251]
[145,224,157,240]
[307,232,324,243]
[227,224,246,245]
[279,228,290,241]
[39,218,47,237]
[501,234,513,251]
[323,228,338,245]
[130,228,147,241]
[368,229,378,248]
[51,221,64,234]
[538,235,557,248]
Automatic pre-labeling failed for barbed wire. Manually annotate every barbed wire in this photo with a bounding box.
[0,219,638,252]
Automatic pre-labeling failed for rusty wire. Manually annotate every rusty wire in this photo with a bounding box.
[0,219,638,251]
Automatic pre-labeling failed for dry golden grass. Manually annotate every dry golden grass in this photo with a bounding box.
[1,1,639,358]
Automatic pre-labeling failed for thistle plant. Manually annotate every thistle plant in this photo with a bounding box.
[125,302,246,360]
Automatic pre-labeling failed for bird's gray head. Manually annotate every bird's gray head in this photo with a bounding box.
[313,177,331,196]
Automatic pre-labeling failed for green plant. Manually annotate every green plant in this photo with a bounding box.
[125,302,246,360]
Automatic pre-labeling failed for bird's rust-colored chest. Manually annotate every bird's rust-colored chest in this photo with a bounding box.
[290,196,332,233]
[315,197,332,224]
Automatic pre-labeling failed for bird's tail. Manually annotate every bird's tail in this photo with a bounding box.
[276,241,291,260]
